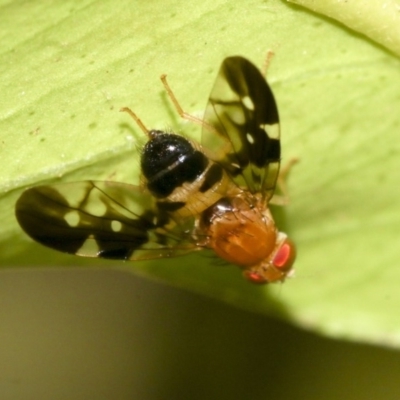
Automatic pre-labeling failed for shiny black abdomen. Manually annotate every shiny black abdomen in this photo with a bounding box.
[141,131,208,198]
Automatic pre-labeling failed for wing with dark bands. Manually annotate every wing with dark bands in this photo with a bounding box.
[202,56,281,200]
[15,181,197,260]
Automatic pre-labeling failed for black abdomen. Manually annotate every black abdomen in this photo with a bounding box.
[141,131,208,198]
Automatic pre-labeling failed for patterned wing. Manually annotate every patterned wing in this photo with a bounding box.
[15,181,197,260]
[202,56,280,201]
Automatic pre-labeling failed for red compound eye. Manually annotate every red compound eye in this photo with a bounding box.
[273,238,296,272]
[243,271,267,284]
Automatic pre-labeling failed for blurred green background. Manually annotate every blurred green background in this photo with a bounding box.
[1,268,400,399]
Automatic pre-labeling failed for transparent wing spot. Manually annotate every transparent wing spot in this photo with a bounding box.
[64,211,80,227]
[77,236,101,256]
[54,184,91,209]
[262,122,279,140]
[241,95,255,111]
[213,102,246,126]
[111,220,122,232]
[246,133,255,144]
[85,198,108,217]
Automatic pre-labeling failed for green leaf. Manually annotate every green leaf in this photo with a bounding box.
[2,0,400,347]
[288,0,400,56]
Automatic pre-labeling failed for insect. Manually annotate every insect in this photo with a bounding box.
[15,56,296,284]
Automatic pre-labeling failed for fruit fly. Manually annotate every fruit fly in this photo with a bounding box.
[15,56,296,283]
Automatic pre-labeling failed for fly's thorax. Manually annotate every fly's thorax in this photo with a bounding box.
[141,131,232,218]
[201,195,278,267]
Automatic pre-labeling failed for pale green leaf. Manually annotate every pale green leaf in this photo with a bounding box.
[288,0,400,56]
